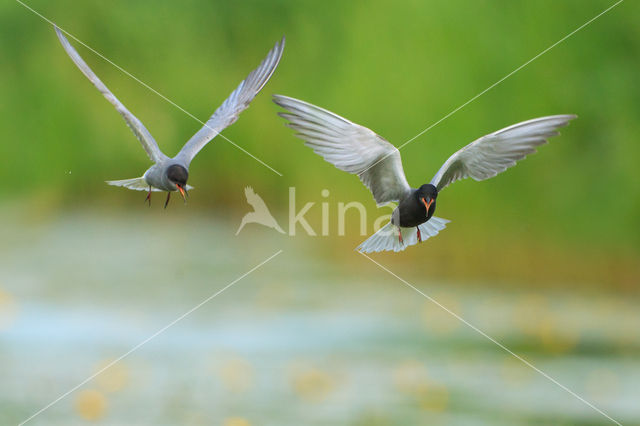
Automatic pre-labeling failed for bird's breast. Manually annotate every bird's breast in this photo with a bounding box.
[397,198,435,227]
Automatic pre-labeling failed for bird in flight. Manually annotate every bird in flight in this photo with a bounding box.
[236,186,285,235]
[55,26,284,207]
[273,95,575,253]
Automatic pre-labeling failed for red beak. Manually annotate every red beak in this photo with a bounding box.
[421,197,433,212]
[177,185,187,201]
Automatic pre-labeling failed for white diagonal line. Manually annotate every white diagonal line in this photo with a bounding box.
[359,0,624,177]
[15,0,283,177]
[358,252,622,425]
[19,250,283,426]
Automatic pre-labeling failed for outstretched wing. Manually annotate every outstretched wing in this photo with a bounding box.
[430,115,576,191]
[273,95,411,206]
[176,37,285,165]
[54,26,167,164]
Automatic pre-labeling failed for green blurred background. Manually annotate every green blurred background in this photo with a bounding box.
[1,0,639,425]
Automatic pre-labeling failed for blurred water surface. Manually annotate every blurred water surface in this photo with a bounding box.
[1,210,638,425]
[2,1,640,424]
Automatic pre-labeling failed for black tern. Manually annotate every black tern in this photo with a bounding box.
[55,26,284,207]
[273,95,575,253]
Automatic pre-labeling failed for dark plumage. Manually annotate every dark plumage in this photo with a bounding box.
[274,94,576,253]
[167,164,189,187]
[395,184,438,228]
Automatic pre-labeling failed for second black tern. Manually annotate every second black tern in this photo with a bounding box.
[55,26,284,207]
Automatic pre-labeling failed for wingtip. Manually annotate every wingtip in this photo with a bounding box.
[53,25,64,39]
[272,94,291,108]
[272,94,306,110]
[272,36,285,59]
[556,114,578,128]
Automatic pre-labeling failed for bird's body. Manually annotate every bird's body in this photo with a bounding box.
[394,185,438,228]
[55,26,284,206]
[273,94,575,253]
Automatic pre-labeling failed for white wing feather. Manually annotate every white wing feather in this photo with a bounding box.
[176,37,285,165]
[273,95,411,206]
[431,115,576,191]
[55,26,167,164]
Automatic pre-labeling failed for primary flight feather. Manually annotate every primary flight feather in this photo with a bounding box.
[55,26,284,207]
[273,94,575,253]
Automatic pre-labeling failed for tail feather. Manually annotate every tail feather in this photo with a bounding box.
[106,177,158,192]
[105,177,193,192]
[357,217,450,253]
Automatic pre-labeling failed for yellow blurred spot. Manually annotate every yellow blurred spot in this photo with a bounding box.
[219,358,253,393]
[94,360,129,393]
[0,288,18,330]
[291,367,334,402]
[513,294,549,336]
[537,315,579,354]
[422,294,461,335]
[393,360,428,395]
[393,361,448,412]
[223,417,251,426]
[74,389,107,421]
[417,382,449,412]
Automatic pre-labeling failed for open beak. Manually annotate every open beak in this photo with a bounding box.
[421,197,433,212]
[177,185,187,202]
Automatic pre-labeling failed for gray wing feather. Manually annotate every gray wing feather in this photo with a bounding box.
[176,37,285,165]
[54,26,167,164]
[430,115,576,191]
[273,95,411,206]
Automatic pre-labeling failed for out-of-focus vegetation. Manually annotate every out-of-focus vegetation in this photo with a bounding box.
[1,2,639,424]
[1,0,639,288]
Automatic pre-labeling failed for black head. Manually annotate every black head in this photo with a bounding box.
[416,184,438,200]
[416,184,438,219]
[166,164,189,187]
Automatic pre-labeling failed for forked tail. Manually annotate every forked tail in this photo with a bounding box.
[357,217,450,253]
[105,177,193,192]
[106,177,158,192]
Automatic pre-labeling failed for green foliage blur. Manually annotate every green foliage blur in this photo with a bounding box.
[1,0,639,286]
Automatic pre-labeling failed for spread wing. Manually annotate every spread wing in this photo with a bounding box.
[430,115,576,191]
[176,37,285,165]
[273,95,411,206]
[54,26,167,164]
